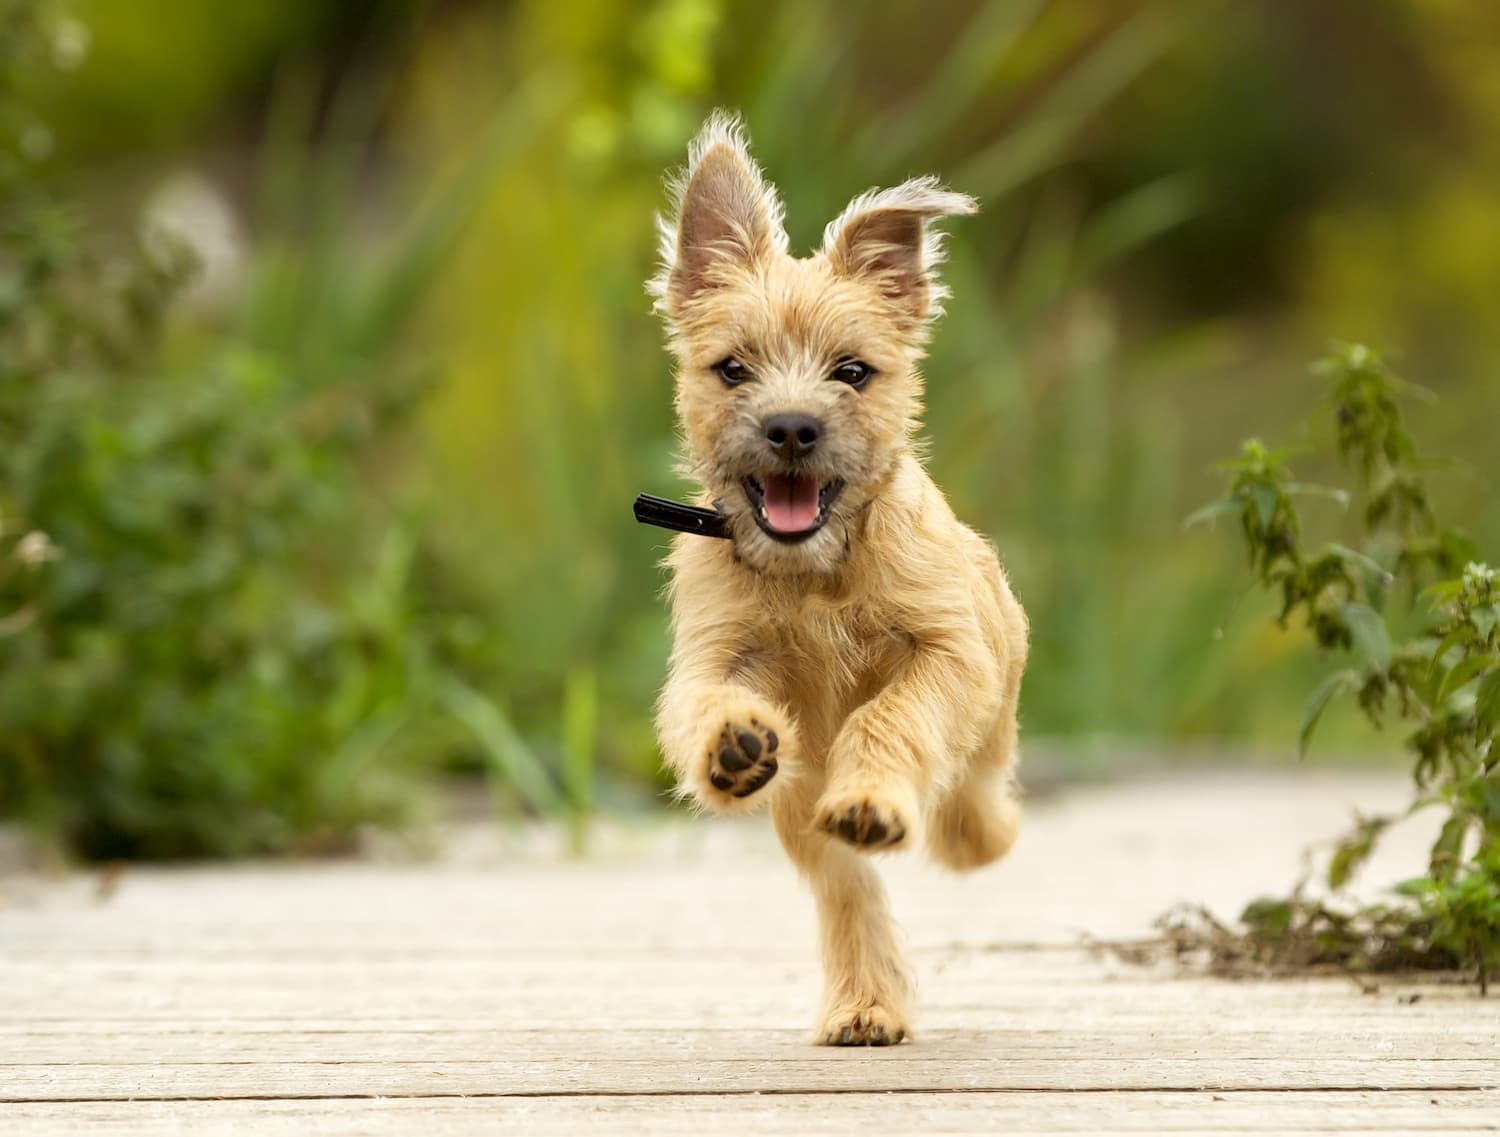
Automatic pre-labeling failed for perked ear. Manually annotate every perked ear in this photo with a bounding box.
[821,177,978,326]
[649,111,787,319]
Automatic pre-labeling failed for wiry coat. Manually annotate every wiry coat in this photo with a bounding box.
[649,112,1028,1046]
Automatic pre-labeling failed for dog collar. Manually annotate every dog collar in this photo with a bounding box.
[633,493,733,540]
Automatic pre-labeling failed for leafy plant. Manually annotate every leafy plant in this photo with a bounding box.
[0,0,580,860]
[0,184,434,857]
[1185,344,1499,991]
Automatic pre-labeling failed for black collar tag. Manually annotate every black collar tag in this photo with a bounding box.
[633,493,732,540]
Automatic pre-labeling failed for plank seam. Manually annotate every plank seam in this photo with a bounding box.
[3,1084,1497,1104]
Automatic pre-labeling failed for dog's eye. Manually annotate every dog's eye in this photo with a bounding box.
[830,360,873,390]
[715,358,751,387]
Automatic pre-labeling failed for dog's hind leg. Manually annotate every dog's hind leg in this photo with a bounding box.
[926,634,1024,870]
[925,730,1021,871]
[773,783,912,1045]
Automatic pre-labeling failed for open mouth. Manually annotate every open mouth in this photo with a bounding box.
[742,474,844,543]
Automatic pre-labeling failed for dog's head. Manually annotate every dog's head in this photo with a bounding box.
[648,112,975,577]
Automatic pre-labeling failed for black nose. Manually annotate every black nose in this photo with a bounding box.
[763,413,822,460]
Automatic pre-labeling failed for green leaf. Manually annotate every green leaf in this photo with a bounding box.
[1428,815,1468,883]
[1424,627,1479,699]
[1404,793,1447,816]
[1323,543,1393,584]
[1328,814,1390,890]
[1472,606,1498,642]
[1391,876,1435,899]
[1299,668,1362,755]
[1286,482,1351,508]
[1183,496,1241,530]
[1250,484,1278,528]
[1429,626,1476,671]
[1240,897,1293,936]
[1419,579,1465,607]
[1339,601,1392,671]
[1437,654,1498,707]
[1475,669,1500,727]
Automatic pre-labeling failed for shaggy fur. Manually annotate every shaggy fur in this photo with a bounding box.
[649,111,1029,1046]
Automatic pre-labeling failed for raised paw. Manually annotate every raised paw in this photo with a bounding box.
[819,1005,908,1047]
[707,720,780,800]
[815,790,909,849]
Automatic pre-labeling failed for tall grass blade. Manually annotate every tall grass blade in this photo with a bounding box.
[351,73,572,353]
[955,7,1176,197]
[561,667,597,855]
[436,677,565,817]
[853,0,1048,164]
[1073,172,1202,279]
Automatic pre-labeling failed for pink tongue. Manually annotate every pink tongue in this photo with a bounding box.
[763,474,821,532]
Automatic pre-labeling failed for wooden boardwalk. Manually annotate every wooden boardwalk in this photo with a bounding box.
[2,769,1496,1134]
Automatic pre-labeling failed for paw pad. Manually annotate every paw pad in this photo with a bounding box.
[823,1011,907,1046]
[818,797,906,848]
[707,722,779,799]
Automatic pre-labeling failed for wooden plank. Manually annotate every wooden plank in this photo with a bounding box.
[0,954,1485,1023]
[2,968,1496,1101]
[4,1091,1499,1136]
[6,1015,1492,1062]
[0,770,1493,1135]
[4,1055,1498,1101]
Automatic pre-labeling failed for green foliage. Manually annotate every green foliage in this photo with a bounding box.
[1149,893,1468,978]
[0,3,574,860]
[11,0,1500,860]
[1189,344,1500,990]
[0,194,429,858]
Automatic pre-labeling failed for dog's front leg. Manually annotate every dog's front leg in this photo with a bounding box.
[773,789,912,1045]
[816,625,1001,851]
[656,612,794,813]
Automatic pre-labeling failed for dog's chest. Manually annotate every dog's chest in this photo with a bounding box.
[765,594,913,717]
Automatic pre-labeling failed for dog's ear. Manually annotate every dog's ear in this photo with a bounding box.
[822,177,977,327]
[650,111,787,319]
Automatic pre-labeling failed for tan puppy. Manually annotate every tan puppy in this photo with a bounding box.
[647,112,1028,1046]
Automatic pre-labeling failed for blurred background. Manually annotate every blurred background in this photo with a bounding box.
[2,0,1497,861]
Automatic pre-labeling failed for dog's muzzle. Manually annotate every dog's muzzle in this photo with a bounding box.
[742,474,844,543]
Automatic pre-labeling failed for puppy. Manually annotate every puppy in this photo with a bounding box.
[647,112,1028,1046]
